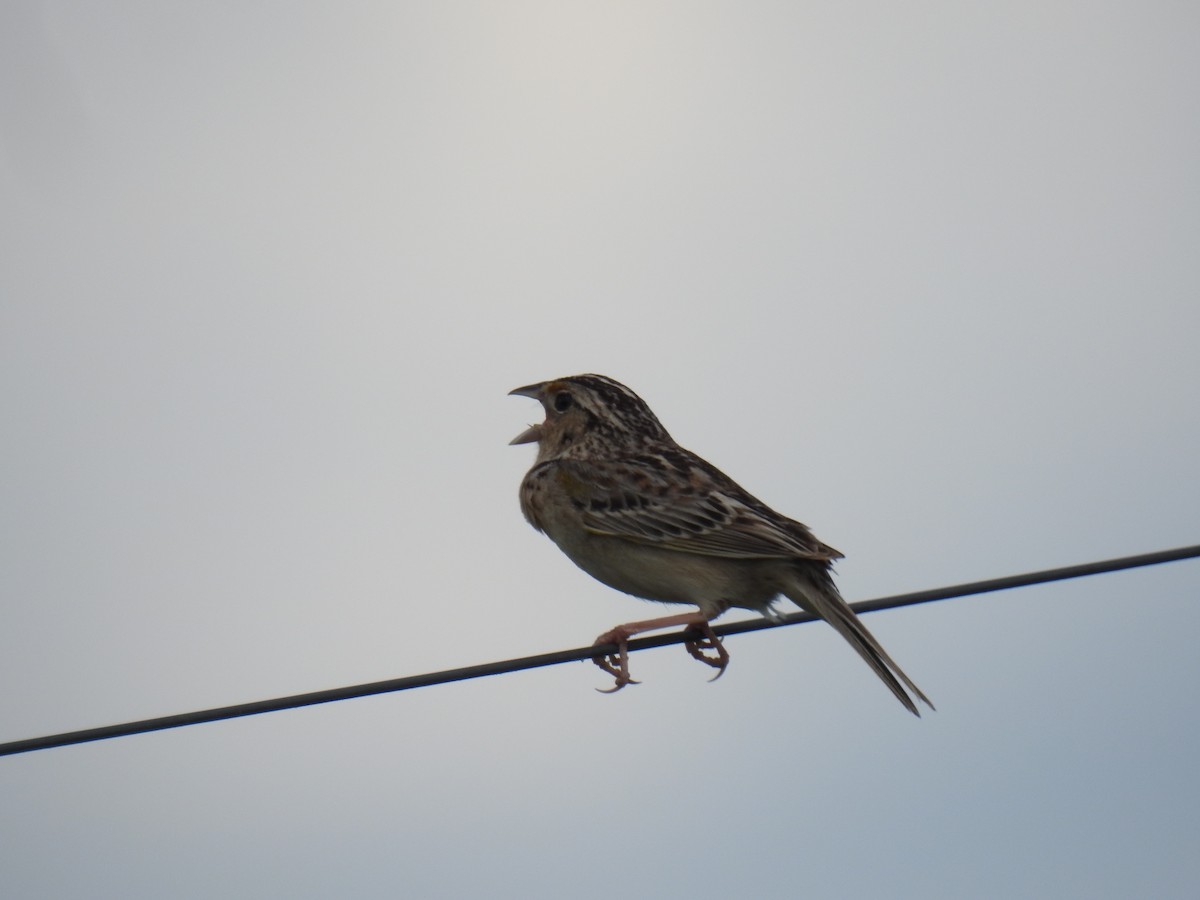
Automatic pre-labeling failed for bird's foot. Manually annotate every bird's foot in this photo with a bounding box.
[590,611,726,692]
[684,621,729,682]
[592,626,640,693]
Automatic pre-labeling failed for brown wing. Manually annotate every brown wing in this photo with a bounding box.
[554,457,841,562]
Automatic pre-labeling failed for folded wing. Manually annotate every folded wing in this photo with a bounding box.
[556,458,841,563]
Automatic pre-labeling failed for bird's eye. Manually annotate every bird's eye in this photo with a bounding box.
[553,392,573,413]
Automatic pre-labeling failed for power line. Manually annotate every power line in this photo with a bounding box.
[2,543,1197,758]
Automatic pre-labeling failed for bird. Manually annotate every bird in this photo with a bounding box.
[509,374,933,715]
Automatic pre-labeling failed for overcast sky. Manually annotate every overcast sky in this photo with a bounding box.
[2,2,1198,898]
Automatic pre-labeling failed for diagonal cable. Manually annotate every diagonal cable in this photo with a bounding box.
[2,543,1198,757]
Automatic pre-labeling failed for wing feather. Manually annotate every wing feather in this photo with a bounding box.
[556,458,841,562]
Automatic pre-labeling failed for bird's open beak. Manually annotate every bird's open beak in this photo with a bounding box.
[509,423,543,445]
[508,382,545,400]
[509,382,546,445]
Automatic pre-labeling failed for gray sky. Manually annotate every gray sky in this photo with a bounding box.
[2,2,1198,898]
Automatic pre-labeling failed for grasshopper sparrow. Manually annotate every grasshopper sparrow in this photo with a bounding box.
[510,374,932,714]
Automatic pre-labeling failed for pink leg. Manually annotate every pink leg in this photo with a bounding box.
[592,611,728,693]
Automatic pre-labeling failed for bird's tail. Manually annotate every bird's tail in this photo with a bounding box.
[783,567,934,716]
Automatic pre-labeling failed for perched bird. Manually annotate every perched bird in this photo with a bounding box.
[510,374,933,715]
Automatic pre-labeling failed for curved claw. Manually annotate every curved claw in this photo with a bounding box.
[684,623,730,683]
[592,642,639,693]
[595,677,640,694]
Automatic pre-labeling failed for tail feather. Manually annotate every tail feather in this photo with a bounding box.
[784,569,934,716]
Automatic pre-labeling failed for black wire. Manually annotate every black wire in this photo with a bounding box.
[2,543,1198,758]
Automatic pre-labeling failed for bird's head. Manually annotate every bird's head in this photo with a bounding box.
[509,374,672,462]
